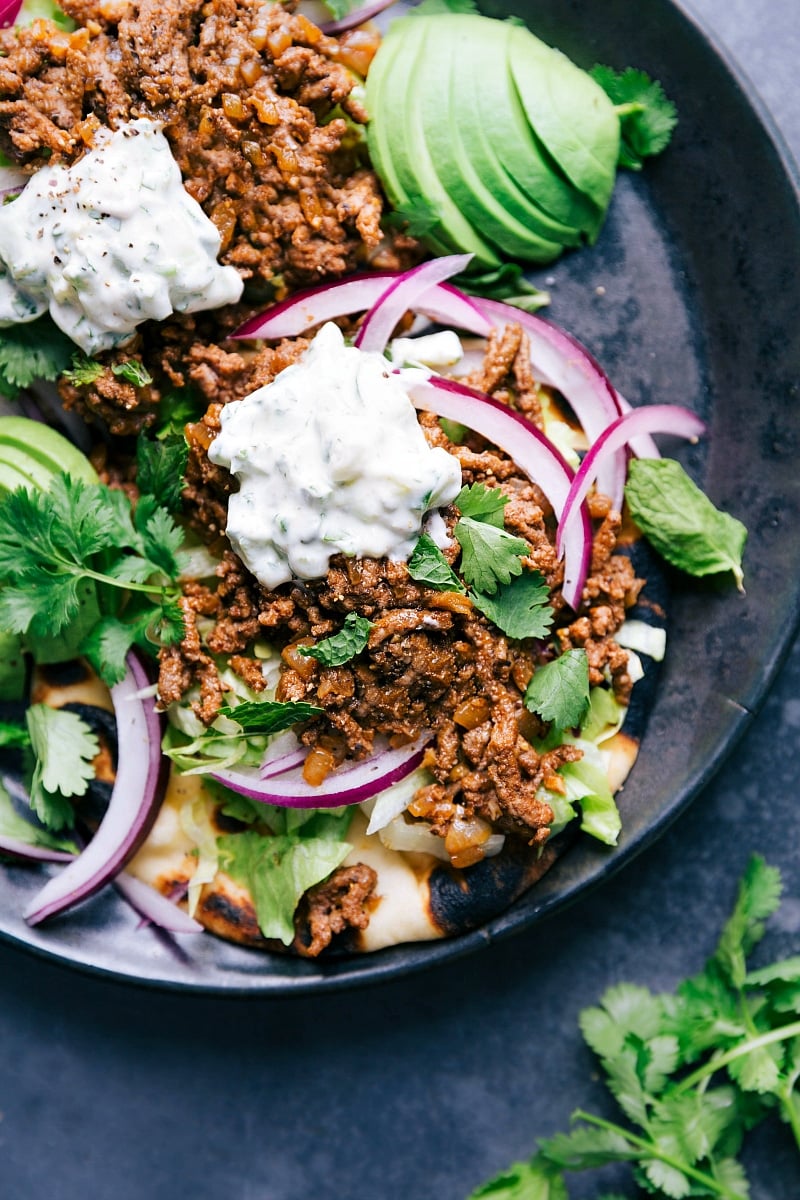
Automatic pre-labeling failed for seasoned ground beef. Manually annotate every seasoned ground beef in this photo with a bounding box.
[0,0,417,433]
[293,862,378,957]
[155,322,646,860]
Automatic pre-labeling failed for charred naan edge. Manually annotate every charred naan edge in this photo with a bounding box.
[19,537,667,955]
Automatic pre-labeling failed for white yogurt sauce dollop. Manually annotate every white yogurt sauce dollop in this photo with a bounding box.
[208,322,463,588]
[0,119,243,354]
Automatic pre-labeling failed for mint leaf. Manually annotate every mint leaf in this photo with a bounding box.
[455,517,528,594]
[111,358,153,387]
[25,703,98,830]
[0,315,74,399]
[471,571,553,640]
[136,433,188,514]
[297,613,373,667]
[455,482,508,528]
[590,65,678,169]
[407,533,466,592]
[217,828,350,945]
[524,650,590,728]
[216,699,322,735]
[625,458,747,589]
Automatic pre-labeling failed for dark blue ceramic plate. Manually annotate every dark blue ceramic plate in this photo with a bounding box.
[1,0,799,993]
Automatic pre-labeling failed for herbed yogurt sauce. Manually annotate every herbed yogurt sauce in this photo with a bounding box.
[209,322,463,588]
[0,118,243,355]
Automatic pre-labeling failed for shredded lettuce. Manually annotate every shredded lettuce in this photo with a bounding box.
[614,618,667,662]
[17,0,75,31]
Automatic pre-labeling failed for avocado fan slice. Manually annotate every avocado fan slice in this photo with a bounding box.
[0,445,55,491]
[366,20,502,269]
[0,415,98,483]
[507,23,620,214]
[446,16,604,240]
[418,25,567,262]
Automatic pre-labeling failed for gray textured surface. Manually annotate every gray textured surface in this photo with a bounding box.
[1,0,799,1196]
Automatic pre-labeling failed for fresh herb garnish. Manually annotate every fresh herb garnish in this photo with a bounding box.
[467,855,800,1200]
[454,517,528,595]
[455,482,508,527]
[591,65,679,170]
[0,473,186,683]
[111,358,153,388]
[625,458,747,589]
[0,315,74,399]
[62,352,104,387]
[154,388,204,440]
[524,649,590,729]
[26,703,98,831]
[0,719,32,750]
[136,432,188,514]
[297,613,373,668]
[471,571,553,641]
[215,699,322,735]
[407,534,466,593]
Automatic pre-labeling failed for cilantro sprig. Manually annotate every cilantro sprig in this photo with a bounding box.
[590,65,678,170]
[524,649,591,729]
[0,467,186,685]
[467,855,800,1200]
[406,484,555,641]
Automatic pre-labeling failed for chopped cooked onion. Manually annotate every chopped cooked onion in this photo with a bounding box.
[409,375,592,603]
[24,651,169,925]
[213,734,432,808]
[232,274,491,340]
[557,403,707,608]
[354,254,475,353]
[317,0,397,34]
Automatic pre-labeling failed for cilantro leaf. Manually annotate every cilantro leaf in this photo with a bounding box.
[471,571,553,640]
[154,388,204,440]
[455,482,508,528]
[0,719,31,749]
[625,458,747,589]
[456,262,550,310]
[713,853,782,990]
[468,1156,567,1199]
[80,617,140,687]
[111,359,153,387]
[217,828,351,945]
[62,352,104,387]
[524,649,590,728]
[216,699,322,735]
[455,517,528,594]
[136,433,188,514]
[25,703,98,831]
[0,315,74,399]
[385,197,441,237]
[590,65,678,170]
[298,613,372,667]
[407,534,466,593]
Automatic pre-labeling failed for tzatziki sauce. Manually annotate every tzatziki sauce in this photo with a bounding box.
[209,322,463,588]
[0,119,243,354]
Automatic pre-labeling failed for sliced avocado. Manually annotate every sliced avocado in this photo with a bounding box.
[508,24,620,213]
[0,416,98,483]
[0,459,39,494]
[366,21,502,269]
[447,18,604,240]
[0,445,55,491]
[419,28,565,262]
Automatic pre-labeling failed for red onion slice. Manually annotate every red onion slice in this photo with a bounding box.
[213,735,431,809]
[475,298,628,509]
[318,0,396,34]
[233,275,491,341]
[409,375,593,602]
[0,0,22,29]
[24,651,170,925]
[355,255,475,353]
[617,392,661,459]
[0,837,73,864]
[557,404,707,609]
[113,872,202,934]
[259,730,308,779]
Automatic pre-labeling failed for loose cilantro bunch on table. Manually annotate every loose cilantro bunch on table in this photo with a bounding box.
[467,855,800,1199]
